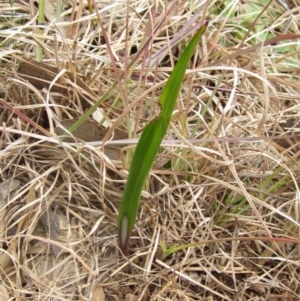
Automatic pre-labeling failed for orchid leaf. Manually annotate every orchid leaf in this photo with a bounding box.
[118,22,208,255]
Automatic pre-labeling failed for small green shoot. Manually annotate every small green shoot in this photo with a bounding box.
[159,236,300,261]
[117,22,208,256]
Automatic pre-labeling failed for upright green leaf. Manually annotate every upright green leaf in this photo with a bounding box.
[118,22,208,255]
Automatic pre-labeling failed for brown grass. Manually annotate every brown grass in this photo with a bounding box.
[0,0,300,300]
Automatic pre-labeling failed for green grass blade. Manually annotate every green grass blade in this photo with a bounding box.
[118,22,208,255]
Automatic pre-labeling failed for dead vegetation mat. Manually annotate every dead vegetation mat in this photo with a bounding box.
[0,1,300,300]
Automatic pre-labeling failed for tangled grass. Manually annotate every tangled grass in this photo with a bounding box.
[0,0,300,300]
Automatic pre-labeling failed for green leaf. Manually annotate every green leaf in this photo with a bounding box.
[118,22,208,255]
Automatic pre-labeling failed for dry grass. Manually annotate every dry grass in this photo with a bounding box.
[0,0,300,300]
